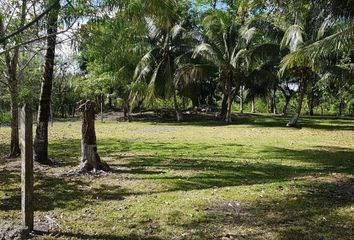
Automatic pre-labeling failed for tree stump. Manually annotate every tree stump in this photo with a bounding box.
[78,100,109,172]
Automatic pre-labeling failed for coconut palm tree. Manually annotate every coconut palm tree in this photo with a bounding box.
[191,10,254,122]
[132,17,198,121]
[279,7,353,126]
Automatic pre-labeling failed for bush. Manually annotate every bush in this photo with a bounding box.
[0,111,11,125]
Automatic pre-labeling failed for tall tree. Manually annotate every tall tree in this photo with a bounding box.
[33,0,60,164]
[0,0,27,157]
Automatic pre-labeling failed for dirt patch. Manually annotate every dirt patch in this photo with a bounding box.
[205,201,251,217]
[0,215,60,240]
[135,126,179,133]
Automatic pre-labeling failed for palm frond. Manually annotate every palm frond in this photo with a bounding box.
[175,64,217,87]
[241,27,256,45]
[133,47,160,81]
[281,24,304,52]
[193,43,223,66]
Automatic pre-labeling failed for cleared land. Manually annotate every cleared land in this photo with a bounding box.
[0,115,353,239]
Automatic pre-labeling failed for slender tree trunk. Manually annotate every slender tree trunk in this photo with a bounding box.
[34,1,60,164]
[283,96,291,115]
[108,87,113,110]
[239,88,244,114]
[221,93,228,117]
[308,89,315,116]
[287,77,307,127]
[100,94,104,123]
[173,90,183,122]
[225,76,233,123]
[9,85,20,157]
[251,97,256,113]
[272,87,277,115]
[1,0,26,158]
[338,99,344,116]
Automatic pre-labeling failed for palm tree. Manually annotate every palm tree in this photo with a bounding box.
[192,10,252,122]
[132,18,198,121]
[279,1,354,126]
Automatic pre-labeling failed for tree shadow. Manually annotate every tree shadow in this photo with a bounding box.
[0,171,128,212]
[33,230,162,240]
[263,146,354,173]
[134,113,354,131]
[0,143,10,159]
[181,178,354,240]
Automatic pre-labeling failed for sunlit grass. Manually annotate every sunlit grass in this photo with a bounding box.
[0,115,353,239]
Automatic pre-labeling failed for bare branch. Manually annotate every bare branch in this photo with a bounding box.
[0,0,61,44]
[0,17,79,56]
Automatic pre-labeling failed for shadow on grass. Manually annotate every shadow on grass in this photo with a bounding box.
[264,146,354,173]
[49,138,354,190]
[2,138,352,212]
[34,230,162,240]
[182,179,354,240]
[0,143,9,159]
[134,113,354,131]
[1,133,353,239]
[0,172,128,212]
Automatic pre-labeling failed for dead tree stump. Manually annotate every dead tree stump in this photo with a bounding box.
[78,100,109,172]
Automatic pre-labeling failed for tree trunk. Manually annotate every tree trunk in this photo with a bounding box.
[9,86,20,157]
[1,0,26,158]
[78,100,109,172]
[308,90,315,116]
[225,76,233,123]
[34,1,60,164]
[239,88,244,114]
[123,102,131,122]
[100,94,104,123]
[283,96,291,115]
[108,87,113,110]
[173,90,183,122]
[220,93,228,117]
[251,97,256,113]
[338,99,344,116]
[287,78,307,127]
[272,87,277,115]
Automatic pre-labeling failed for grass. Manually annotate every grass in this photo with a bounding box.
[0,115,353,239]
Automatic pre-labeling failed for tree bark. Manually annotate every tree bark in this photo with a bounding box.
[173,90,183,122]
[287,77,307,127]
[220,93,228,117]
[9,85,20,157]
[239,88,244,114]
[100,94,104,123]
[308,89,315,116]
[251,97,256,113]
[225,74,233,123]
[338,99,344,116]
[283,95,291,115]
[78,100,109,172]
[108,87,113,110]
[272,86,277,115]
[34,1,60,164]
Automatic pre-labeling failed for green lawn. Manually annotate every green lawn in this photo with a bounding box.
[0,115,353,239]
